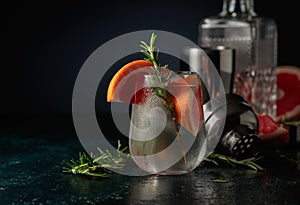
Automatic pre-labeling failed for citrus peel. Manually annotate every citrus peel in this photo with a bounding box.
[107,60,153,104]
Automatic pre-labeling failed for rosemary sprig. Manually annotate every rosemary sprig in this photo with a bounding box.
[62,141,267,178]
[140,33,174,117]
[62,140,129,177]
[204,153,265,171]
[140,33,187,163]
[282,119,300,126]
[140,33,159,67]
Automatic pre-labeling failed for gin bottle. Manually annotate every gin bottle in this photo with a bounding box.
[198,0,278,118]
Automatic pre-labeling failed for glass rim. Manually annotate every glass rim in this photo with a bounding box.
[175,71,200,79]
[175,71,199,75]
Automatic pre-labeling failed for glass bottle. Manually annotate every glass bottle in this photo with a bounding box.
[198,0,278,118]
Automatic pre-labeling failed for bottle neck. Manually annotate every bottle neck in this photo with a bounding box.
[220,0,257,18]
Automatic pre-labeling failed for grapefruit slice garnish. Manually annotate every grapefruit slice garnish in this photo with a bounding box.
[257,114,289,147]
[276,66,300,122]
[169,74,204,136]
[107,60,153,104]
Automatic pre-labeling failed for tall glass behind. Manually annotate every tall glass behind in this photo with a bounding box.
[198,0,277,118]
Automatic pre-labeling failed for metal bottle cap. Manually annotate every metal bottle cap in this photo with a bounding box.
[204,94,263,159]
[221,129,262,159]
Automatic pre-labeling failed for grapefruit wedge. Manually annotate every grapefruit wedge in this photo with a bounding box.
[107,60,153,104]
[169,74,204,136]
[257,114,289,147]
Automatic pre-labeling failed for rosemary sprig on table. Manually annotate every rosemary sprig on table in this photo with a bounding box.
[62,140,129,177]
[62,141,265,178]
[204,153,265,171]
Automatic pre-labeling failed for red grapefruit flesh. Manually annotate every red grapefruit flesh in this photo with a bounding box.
[276,66,300,122]
[169,75,204,136]
[257,114,289,147]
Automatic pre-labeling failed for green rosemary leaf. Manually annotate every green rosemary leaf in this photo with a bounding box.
[204,158,219,166]
[76,163,89,168]
[140,41,148,47]
[150,33,156,47]
[85,172,109,177]
[140,44,148,50]
[93,154,108,163]
[70,159,77,165]
[80,168,90,174]
[140,50,151,58]
[225,158,237,167]
[243,163,258,171]
[212,179,230,183]
[246,161,265,171]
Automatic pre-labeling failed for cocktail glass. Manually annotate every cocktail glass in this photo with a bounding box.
[129,68,207,175]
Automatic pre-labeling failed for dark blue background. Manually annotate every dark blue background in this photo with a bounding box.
[3,0,299,116]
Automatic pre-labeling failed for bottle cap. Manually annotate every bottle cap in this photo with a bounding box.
[221,130,262,159]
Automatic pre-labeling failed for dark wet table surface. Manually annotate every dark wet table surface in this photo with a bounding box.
[1,116,300,205]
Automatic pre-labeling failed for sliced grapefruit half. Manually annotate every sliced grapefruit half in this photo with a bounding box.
[276,66,300,122]
[107,60,153,104]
